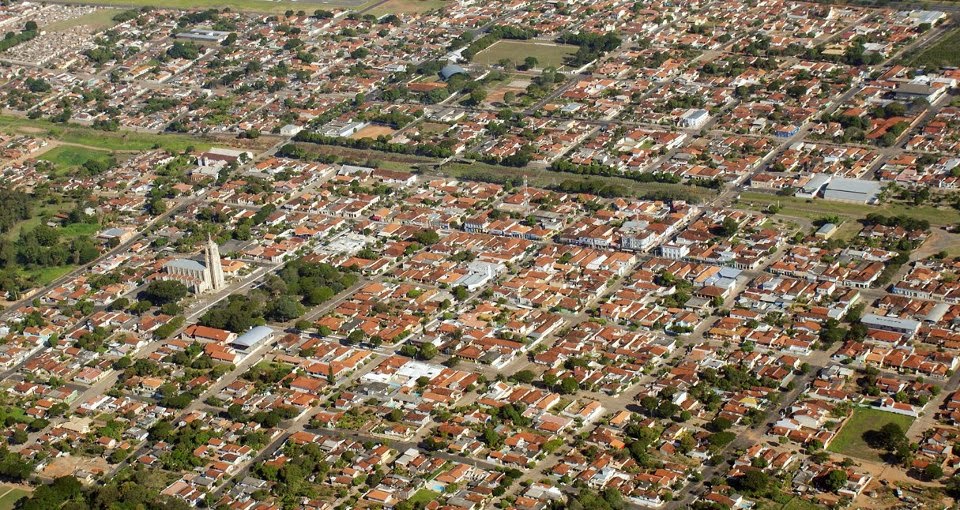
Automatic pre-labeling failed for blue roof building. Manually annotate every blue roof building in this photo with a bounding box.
[439,64,467,81]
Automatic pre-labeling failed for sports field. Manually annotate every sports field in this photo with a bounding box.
[474,40,578,69]
[0,486,28,510]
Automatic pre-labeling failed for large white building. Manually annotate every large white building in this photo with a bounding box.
[162,237,226,293]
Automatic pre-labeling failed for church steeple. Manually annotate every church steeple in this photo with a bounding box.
[206,235,225,291]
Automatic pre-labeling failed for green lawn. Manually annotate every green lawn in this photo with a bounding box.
[59,222,101,238]
[408,489,439,506]
[0,115,210,152]
[827,407,915,462]
[738,192,960,227]
[909,27,960,69]
[22,265,75,286]
[0,487,27,510]
[474,40,579,69]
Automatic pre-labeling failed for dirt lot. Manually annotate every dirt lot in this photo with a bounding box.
[350,125,397,140]
[487,85,526,104]
[43,455,110,479]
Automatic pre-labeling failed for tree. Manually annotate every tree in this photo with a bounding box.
[718,217,739,236]
[9,430,27,445]
[734,469,770,493]
[346,330,365,345]
[512,370,536,384]
[142,280,188,305]
[709,416,732,432]
[468,87,487,105]
[413,229,440,245]
[558,376,579,394]
[418,343,438,360]
[923,463,943,481]
[821,469,847,493]
[482,427,502,449]
[266,295,305,321]
[523,56,539,70]
[452,286,469,301]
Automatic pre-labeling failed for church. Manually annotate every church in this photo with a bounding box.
[161,237,226,293]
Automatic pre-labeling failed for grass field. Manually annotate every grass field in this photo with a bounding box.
[909,27,960,69]
[56,0,376,14]
[367,0,448,16]
[440,161,719,203]
[39,145,114,175]
[474,40,579,69]
[22,265,76,286]
[408,489,439,506]
[46,8,121,32]
[0,115,210,152]
[59,222,101,238]
[0,487,27,510]
[738,192,960,227]
[827,407,915,462]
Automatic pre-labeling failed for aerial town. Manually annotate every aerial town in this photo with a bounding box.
[0,0,958,508]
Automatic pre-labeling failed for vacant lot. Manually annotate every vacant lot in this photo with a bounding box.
[474,40,579,69]
[0,115,210,152]
[39,145,114,175]
[350,125,396,140]
[909,27,960,69]
[367,0,448,15]
[42,455,110,479]
[738,192,960,227]
[827,407,914,462]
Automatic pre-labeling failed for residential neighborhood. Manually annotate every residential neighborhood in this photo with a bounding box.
[0,0,958,509]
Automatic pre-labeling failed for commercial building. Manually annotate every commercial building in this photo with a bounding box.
[822,178,881,204]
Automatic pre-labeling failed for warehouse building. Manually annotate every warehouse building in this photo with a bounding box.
[823,178,881,204]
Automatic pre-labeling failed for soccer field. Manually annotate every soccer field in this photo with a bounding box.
[474,40,579,69]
